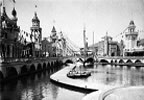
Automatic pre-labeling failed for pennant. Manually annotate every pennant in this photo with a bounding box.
[24,39,27,44]
[30,34,33,40]
[26,33,28,37]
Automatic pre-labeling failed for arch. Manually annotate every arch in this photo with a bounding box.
[51,62,54,67]
[47,63,50,68]
[85,57,94,63]
[126,59,133,63]
[115,60,117,63]
[0,71,4,81]
[37,63,42,71]
[100,59,109,64]
[65,59,73,65]
[20,65,28,75]
[43,63,46,70]
[29,64,36,73]
[6,67,18,78]
[119,59,124,63]
[135,59,142,64]
[110,60,113,64]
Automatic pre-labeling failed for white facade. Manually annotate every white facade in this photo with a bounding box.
[124,20,138,51]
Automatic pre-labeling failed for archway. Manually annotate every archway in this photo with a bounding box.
[119,59,124,63]
[43,63,46,70]
[126,59,133,63]
[0,71,4,81]
[85,57,94,63]
[65,59,73,65]
[37,63,42,71]
[29,64,36,73]
[100,59,109,64]
[135,59,142,64]
[6,67,18,78]
[47,63,50,69]
[20,65,28,75]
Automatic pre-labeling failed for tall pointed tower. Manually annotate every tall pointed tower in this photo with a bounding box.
[30,12,42,43]
[50,26,57,43]
[125,20,138,50]
[30,9,42,57]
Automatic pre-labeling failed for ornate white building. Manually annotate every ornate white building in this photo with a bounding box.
[123,20,144,56]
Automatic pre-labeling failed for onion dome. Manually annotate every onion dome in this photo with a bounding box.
[129,20,135,25]
[32,12,40,22]
[11,7,18,21]
[12,7,17,17]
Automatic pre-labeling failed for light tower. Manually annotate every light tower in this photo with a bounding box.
[30,6,42,57]
[124,20,138,56]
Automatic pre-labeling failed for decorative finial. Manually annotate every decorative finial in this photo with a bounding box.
[35,5,37,13]
[12,0,16,8]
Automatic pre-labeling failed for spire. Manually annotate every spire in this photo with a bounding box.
[51,26,56,33]
[32,12,39,22]
[32,5,39,22]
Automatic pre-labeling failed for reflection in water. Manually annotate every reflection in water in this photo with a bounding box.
[1,64,144,100]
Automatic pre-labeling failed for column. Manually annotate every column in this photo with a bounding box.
[10,45,13,58]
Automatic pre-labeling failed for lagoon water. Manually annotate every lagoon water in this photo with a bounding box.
[1,64,144,100]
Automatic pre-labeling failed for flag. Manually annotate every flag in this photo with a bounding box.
[26,33,28,37]
[24,39,27,44]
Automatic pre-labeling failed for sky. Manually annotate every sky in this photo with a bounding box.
[3,0,144,47]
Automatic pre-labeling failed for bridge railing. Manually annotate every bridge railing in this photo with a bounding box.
[98,56,144,59]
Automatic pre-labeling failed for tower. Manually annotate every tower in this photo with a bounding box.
[30,10,42,57]
[50,26,58,43]
[30,12,42,43]
[125,20,138,50]
[83,26,88,55]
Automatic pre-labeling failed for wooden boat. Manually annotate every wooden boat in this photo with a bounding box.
[67,70,91,78]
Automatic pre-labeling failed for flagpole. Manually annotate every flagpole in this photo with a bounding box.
[0,1,2,61]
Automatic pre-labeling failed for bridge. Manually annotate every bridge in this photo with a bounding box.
[97,56,144,65]
[0,55,94,83]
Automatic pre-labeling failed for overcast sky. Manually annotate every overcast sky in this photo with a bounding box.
[3,0,144,47]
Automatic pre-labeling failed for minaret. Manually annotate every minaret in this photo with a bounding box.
[30,10,42,43]
[83,27,86,50]
[125,20,138,50]
[83,26,88,56]
[11,7,18,25]
[30,6,42,57]
[50,26,57,43]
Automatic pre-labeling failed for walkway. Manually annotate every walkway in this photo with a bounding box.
[82,86,144,100]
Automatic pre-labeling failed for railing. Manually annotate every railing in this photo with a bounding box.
[0,56,61,64]
[98,56,144,59]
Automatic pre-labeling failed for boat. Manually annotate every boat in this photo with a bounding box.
[84,61,94,67]
[67,70,91,78]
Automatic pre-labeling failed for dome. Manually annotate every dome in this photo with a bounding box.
[12,7,17,17]
[129,20,135,25]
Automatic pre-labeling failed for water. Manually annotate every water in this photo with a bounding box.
[1,64,144,100]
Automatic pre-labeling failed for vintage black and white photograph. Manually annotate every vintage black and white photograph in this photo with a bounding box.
[0,0,144,100]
